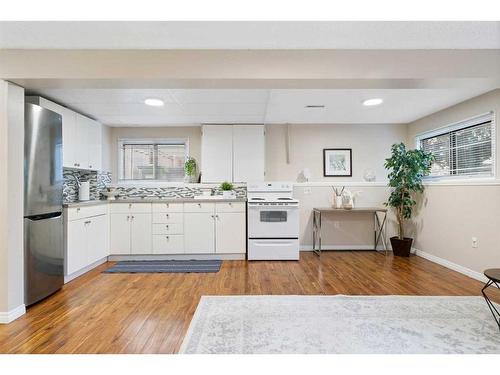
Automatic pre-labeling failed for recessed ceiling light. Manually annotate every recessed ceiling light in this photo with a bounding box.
[362,98,383,107]
[144,98,164,107]
[305,105,326,108]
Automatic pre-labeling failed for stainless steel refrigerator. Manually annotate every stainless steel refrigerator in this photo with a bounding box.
[24,102,64,306]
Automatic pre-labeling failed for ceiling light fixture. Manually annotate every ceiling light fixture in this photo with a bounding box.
[144,98,165,107]
[362,98,383,107]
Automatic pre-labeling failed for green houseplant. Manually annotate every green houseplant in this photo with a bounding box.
[184,157,197,183]
[384,143,434,257]
[220,181,234,198]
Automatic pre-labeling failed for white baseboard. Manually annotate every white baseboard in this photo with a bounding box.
[64,257,108,284]
[301,245,390,251]
[413,247,495,286]
[108,253,246,261]
[0,304,26,324]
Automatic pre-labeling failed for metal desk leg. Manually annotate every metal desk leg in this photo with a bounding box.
[374,211,388,255]
[313,210,322,256]
[482,279,500,331]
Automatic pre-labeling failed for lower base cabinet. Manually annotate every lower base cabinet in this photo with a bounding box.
[66,213,109,275]
[184,213,216,254]
[108,201,246,256]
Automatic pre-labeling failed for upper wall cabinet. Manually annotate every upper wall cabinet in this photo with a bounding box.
[27,96,102,171]
[233,125,265,182]
[201,124,265,183]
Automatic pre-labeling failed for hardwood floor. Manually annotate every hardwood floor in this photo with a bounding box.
[1,251,498,354]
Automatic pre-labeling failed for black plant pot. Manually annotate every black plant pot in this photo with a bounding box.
[390,237,413,257]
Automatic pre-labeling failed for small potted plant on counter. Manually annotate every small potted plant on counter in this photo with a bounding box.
[384,143,434,257]
[184,157,197,183]
[220,181,235,198]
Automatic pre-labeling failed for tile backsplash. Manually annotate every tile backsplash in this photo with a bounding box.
[63,169,111,203]
[64,168,247,202]
[112,185,247,199]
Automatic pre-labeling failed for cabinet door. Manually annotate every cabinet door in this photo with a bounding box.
[66,219,88,275]
[216,212,246,254]
[75,113,90,169]
[201,125,233,182]
[109,213,131,254]
[152,235,184,254]
[39,98,78,168]
[233,125,265,182]
[87,118,102,170]
[184,213,215,254]
[87,215,108,263]
[130,213,152,254]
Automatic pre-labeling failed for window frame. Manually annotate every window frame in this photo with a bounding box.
[415,112,496,182]
[117,138,189,182]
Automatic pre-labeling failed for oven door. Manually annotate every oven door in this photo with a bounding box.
[247,203,299,238]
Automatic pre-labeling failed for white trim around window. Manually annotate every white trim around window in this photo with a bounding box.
[415,111,496,183]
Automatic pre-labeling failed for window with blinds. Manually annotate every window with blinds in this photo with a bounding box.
[119,139,187,181]
[417,113,495,179]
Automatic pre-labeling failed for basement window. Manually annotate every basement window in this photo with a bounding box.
[416,112,495,180]
[118,139,188,181]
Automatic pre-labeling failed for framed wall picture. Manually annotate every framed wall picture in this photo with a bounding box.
[323,148,352,177]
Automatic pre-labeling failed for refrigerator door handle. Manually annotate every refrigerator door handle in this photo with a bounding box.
[25,212,62,221]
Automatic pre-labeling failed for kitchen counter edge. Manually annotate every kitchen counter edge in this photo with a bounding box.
[64,198,247,208]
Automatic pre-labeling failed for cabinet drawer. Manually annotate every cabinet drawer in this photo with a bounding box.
[184,202,215,213]
[152,235,184,254]
[109,203,152,213]
[152,212,183,224]
[67,204,108,221]
[152,202,184,213]
[152,223,183,235]
[216,202,246,213]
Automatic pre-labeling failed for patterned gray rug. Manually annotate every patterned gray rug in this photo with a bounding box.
[104,260,222,273]
[179,295,500,354]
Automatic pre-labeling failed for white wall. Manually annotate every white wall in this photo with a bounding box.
[0,81,25,323]
[265,123,407,182]
[407,89,500,274]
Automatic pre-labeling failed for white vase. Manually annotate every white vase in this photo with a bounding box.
[222,190,233,198]
[335,196,343,209]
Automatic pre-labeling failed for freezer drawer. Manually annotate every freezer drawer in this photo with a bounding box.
[24,213,64,305]
[248,238,299,260]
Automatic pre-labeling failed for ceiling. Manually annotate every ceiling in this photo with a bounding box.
[1,21,500,49]
[32,87,495,126]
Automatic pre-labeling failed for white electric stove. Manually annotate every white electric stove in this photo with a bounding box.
[247,182,300,260]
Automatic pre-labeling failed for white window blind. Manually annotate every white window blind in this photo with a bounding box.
[416,112,495,179]
[119,139,187,181]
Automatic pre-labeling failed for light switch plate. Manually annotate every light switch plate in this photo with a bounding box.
[303,187,311,194]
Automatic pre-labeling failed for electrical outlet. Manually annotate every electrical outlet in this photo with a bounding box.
[472,237,478,248]
[334,221,340,229]
[303,187,311,194]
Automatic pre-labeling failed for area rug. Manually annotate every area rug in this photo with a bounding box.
[179,295,500,354]
[103,260,222,273]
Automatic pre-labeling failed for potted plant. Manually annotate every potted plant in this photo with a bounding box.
[384,143,434,257]
[184,157,197,183]
[220,181,234,198]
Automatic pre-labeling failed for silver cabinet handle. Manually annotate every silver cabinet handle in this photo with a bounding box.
[165,225,169,229]
[131,215,135,220]
[166,203,169,208]
[198,203,202,207]
[129,203,132,208]
[166,236,169,240]
[76,208,80,212]
[89,165,92,168]
[127,215,130,221]
[229,203,232,207]
[84,220,91,225]
[166,214,169,218]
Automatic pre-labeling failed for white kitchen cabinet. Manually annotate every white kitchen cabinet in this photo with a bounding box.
[233,125,265,182]
[87,215,108,263]
[65,208,109,276]
[66,219,88,275]
[130,213,152,254]
[109,213,131,254]
[201,125,233,183]
[153,235,184,254]
[184,213,216,254]
[76,113,102,170]
[215,212,246,254]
